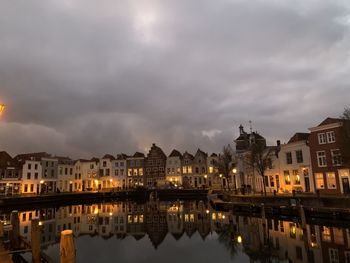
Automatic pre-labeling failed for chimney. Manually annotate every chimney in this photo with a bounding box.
[152,143,156,147]
[277,140,281,146]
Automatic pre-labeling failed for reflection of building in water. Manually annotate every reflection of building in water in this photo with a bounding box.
[126,202,145,240]
[167,201,184,240]
[9,201,350,263]
[19,208,56,247]
[319,225,350,263]
[146,199,168,248]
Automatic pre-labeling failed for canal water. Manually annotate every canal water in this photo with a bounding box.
[2,200,350,262]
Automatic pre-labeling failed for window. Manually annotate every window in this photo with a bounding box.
[327,172,336,189]
[284,170,291,185]
[318,133,327,144]
[27,172,31,180]
[327,131,336,143]
[315,173,324,189]
[333,228,344,245]
[269,175,275,187]
[317,151,327,167]
[331,149,342,166]
[322,226,331,242]
[293,170,301,185]
[296,150,303,163]
[34,173,38,179]
[329,248,339,263]
[35,164,38,170]
[286,152,292,164]
[139,169,143,176]
[28,163,32,169]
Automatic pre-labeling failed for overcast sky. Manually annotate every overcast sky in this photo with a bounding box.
[0,0,349,158]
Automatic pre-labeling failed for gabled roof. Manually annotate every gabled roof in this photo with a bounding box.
[182,151,194,160]
[0,151,19,168]
[169,149,182,158]
[210,153,218,157]
[116,153,128,160]
[195,148,208,157]
[15,152,51,161]
[287,133,309,144]
[318,117,343,126]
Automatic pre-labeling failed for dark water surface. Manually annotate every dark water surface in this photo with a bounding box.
[3,200,350,263]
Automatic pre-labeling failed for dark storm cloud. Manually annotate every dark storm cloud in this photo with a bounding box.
[0,0,350,157]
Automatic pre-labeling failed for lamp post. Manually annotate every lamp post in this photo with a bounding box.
[232,168,237,193]
[204,174,207,188]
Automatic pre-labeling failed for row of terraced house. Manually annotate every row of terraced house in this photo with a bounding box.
[0,116,349,196]
[0,143,229,196]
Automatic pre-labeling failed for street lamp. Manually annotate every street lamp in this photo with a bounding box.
[0,104,5,114]
[232,168,237,192]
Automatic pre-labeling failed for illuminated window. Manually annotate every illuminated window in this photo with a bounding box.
[182,167,187,174]
[212,213,216,220]
[185,214,189,222]
[138,169,143,176]
[128,215,133,223]
[284,171,291,185]
[128,169,132,176]
[327,172,336,189]
[322,226,331,242]
[209,166,213,173]
[293,170,300,185]
[188,166,192,174]
[315,173,324,189]
[139,215,144,223]
[190,214,194,222]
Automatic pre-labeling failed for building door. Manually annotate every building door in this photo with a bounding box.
[304,177,310,192]
[342,178,350,194]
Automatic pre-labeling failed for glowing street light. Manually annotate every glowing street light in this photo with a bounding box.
[237,235,242,244]
[232,168,237,174]
[0,104,5,114]
[40,180,44,184]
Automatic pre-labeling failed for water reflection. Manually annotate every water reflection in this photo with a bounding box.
[1,200,350,262]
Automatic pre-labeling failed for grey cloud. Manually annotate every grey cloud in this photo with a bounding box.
[0,0,349,158]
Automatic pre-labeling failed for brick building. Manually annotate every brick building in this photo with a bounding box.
[309,118,350,194]
[144,143,167,188]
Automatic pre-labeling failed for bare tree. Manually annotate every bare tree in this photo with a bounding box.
[218,145,234,191]
[245,142,275,196]
[340,107,350,120]
[339,107,350,165]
